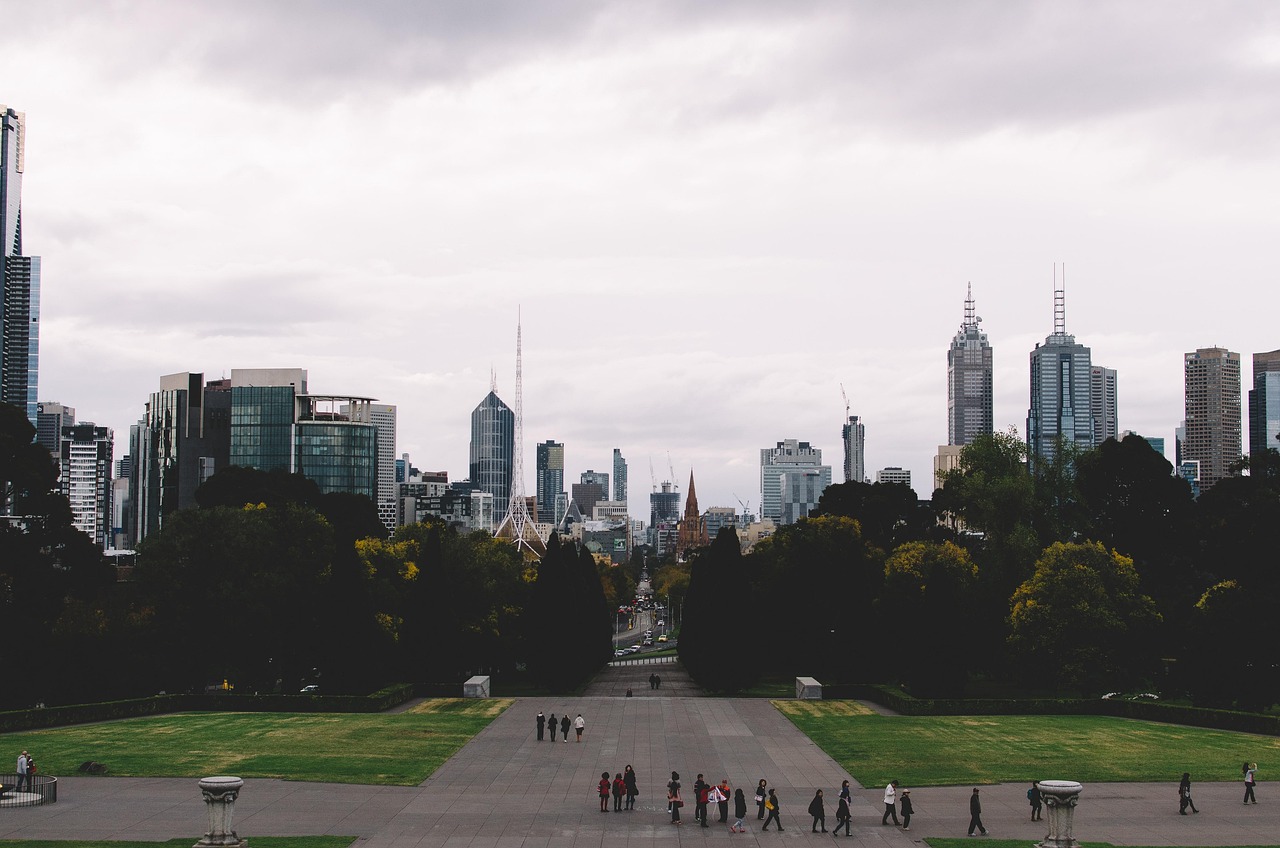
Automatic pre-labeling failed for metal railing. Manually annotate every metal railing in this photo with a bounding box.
[608,655,679,667]
[0,772,57,807]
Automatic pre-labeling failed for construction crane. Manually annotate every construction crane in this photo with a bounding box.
[649,457,658,492]
[667,452,678,491]
[840,383,850,421]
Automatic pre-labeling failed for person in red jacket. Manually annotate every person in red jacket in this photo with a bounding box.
[598,772,611,812]
[612,773,625,811]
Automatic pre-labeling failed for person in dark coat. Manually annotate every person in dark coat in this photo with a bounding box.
[762,788,783,831]
[1179,773,1199,814]
[668,771,683,824]
[546,714,556,743]
[560,714,571,742]
[536,711,546,741]
[732,787,748,832]
[1029,782,1043,820]
[624,765,639,810]
[834,794,852,836]
[694,774,710,826]
[968,787,987,836]
[900,788,914,831]
[612,773,626,811]
[756,779,769,819]
[808,789,827,832]
[717,779,732,823]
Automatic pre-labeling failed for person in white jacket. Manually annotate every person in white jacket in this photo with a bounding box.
[882,780,900,825]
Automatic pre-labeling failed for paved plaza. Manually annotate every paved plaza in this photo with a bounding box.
[3,667,1277,847]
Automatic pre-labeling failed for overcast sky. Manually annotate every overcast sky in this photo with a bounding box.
[5,1,1279,519]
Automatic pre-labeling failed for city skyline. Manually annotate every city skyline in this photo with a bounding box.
[5,2,1280,516]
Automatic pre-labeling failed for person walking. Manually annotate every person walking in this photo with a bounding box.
[717,779,732,823]
[1244,762,1258,804]
[612,772,626,811]
[900,789,914,831]
[882,780,900,825]
[574,713,585,743]
[624,765,639,810]
[546,714,556,744]
[762,788,784,831]
[1029,782,1042,821]
[834,793,852,837]
[668,771,683,825]
[967,787,988,836]
[1179,772,1199,814]
[838,779,852,808]
[15,750,29,792]
[756,779,769,820]
[649,672,658,690]
[732,787,748,833]
[560,714,571,742]
[598,772,612,812]
[808,789,827,832]
[536,711,546,741]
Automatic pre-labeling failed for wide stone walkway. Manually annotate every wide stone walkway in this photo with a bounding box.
[3,695,1277,847]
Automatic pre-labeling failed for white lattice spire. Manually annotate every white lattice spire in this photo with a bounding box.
[495,308,546,557]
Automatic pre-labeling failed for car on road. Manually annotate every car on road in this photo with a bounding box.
[614,649,628,657]
[657,634,668,642]
[642,637,654,646]
[656,619,665,627]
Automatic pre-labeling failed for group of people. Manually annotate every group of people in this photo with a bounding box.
[534,711,585,743]
[14,750,35,791]
[665,773,744,829]
[647,673,662,690]
[596,765,640,812]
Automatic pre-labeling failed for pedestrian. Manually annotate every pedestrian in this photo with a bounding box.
[560,713,571,742]
[655,674,662,689]
[756,779,769,819]
[624,764,639,810]
[546,713,556,743]
[536,710,546,741]
[668,771,683,825]
[808,788,827,832]
[900,788,913,831]
[762,788,784,831]
[967,787,987,836]
[1179,772,1199,814]
[717,778,732,823]
[613,772,626,811]
[695,774,711,827]
[834,793,852,837]
[599,772,611,812]
[575,713,585,742]
[839,779,851,808]
[882,780,900,825]
[732,787,748,833]
[1244,762,1258,804]
[650,672,658,690]
[15,750,29,792]
[1028,781,1042,821]
[626,687,633,697]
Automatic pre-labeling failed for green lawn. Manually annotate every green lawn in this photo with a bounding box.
[0,699,510,785]
[0,839,353,848]
[775,702,1280,787]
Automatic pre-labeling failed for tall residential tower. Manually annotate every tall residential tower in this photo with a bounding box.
[1,105,41,424]
[947,284,993,446]
[1184,347,1241,492]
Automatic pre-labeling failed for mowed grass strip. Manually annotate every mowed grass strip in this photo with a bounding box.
[0,839,353,848]
[774,702,1280,787]
[1,699,511,785]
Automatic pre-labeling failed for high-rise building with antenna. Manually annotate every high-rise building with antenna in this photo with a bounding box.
[1,105,41,424]
[947,283,993,447]
[1027,266,1096,466]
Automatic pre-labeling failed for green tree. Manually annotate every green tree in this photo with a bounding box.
[880,541,978,696]
[1008,541,1162,694]
[813,480,938,551]
[679,527,758,692]
[1182,580,1279,711]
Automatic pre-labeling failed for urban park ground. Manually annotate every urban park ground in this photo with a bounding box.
[2,661,1278,848]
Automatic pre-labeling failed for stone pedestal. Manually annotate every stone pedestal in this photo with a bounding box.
[195,776,247,848]
[795,677,822,699]
[1036,780,1083,848]
[463,675,490,698]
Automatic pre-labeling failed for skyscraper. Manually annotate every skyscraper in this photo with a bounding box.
[58,422,113,548]
[761,439,831,523]
[535,439,565,524]
[1183,346,1242,493]
[368,403,397,533]
[842,416,865,484]
[1249,350,1280,459]
[612,448,628,506]
[469,388,514,507]
[1,105,41,424]
[1090,366,1118,445]
[649,480,680,557]
[1027,276,1095,466]
[947,284,993,446]
[36,401,74,455]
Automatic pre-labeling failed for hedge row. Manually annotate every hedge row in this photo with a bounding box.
[830,683,1280,736]
[0,683,423,733]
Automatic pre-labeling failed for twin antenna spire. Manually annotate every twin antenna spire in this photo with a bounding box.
[1053,263,1067,336]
